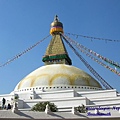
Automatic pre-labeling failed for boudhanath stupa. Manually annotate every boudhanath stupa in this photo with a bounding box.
[0,16,120,120]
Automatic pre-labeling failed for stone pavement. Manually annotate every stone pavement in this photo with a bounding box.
[0,110,119,120]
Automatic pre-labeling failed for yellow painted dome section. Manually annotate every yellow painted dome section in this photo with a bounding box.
[14,64,102,90]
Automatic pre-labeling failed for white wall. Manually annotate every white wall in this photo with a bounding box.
[77,89,117,99]
[21,96,88,110]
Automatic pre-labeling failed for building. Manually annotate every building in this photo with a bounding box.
[0,16,120,120]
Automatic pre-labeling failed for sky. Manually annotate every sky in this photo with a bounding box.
[0,0,120,94]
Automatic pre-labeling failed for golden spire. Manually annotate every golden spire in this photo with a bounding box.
[42,16,72,65]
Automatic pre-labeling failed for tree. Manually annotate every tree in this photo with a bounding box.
[76,104,87,113]
[31,101,58,112]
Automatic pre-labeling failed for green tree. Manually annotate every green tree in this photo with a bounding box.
[76,104,87,113]
[31,102,58,112]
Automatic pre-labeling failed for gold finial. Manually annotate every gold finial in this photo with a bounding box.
[50,15,64,35]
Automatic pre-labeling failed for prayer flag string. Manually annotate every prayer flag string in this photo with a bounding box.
[63,34,120,76]
[0,34,50,67]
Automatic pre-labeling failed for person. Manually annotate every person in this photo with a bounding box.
[7,103,11,110]
[2,98,6,109]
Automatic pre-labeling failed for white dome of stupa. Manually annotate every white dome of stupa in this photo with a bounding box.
[14,64,102,91]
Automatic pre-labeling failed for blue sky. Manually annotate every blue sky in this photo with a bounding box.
[0,0,120,94]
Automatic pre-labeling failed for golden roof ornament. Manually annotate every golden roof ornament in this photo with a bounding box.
[50,15,64,35]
